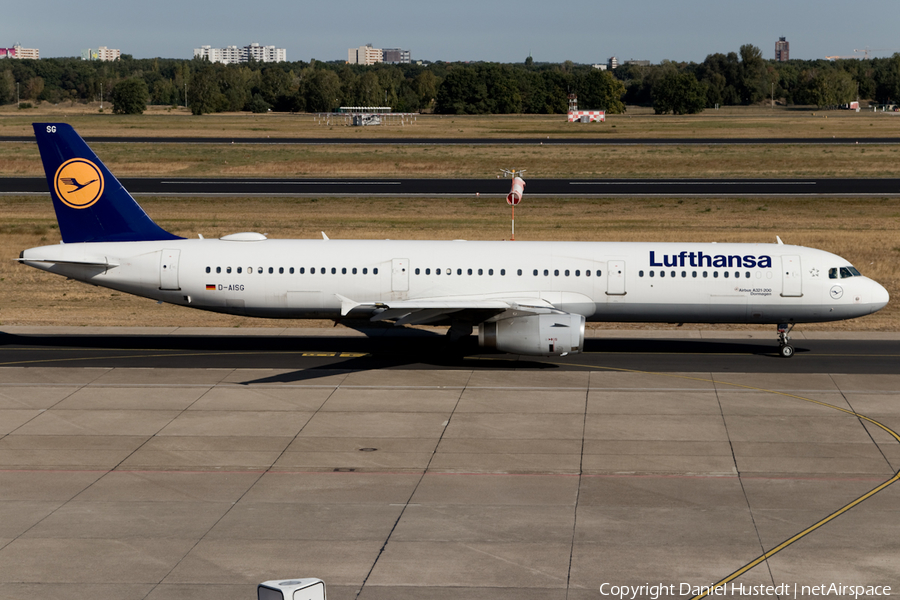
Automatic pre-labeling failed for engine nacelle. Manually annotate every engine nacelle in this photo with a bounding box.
[479,313,585,356]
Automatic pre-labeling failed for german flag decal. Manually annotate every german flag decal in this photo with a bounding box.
[206,284,216,290]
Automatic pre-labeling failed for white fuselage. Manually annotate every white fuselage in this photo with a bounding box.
[21,238,890,325]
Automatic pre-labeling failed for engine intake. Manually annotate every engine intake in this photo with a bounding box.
[479,313,585,356]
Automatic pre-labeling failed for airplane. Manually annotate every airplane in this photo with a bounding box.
[19,123,890,358]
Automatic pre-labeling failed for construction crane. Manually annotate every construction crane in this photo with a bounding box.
[853,47,900,59]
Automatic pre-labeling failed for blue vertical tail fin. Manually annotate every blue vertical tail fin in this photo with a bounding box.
[33,123,181,243]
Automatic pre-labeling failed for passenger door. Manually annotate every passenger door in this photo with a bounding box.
[159,249,180,290]
[781,255,802,297]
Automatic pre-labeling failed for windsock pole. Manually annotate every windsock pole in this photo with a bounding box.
[503,169,526,241]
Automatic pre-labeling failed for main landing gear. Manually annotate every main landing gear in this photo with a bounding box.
[777,323,795,358]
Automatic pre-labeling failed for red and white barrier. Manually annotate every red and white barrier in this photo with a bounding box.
[567,110,605,122]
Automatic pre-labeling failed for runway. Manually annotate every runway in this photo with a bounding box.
[1,328,898,599]
[1,327,900,374]
[4,176,900,197]
[3,135,900,145]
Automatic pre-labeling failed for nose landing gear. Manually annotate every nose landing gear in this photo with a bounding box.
[777,323,795,358]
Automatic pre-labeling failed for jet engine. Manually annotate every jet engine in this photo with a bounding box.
[478,312,585,356]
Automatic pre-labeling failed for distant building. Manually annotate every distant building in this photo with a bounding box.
[382,48,411,64]
[348,44,383,65]
[81,46,121,61]
[775,37,789,62]
[607,56,618,70]
[194,43,286,65]
[0,44,39,59]
[623,59,650,67]
[591,64,607,71]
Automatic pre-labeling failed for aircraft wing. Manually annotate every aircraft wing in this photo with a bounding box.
[336,294,558,326]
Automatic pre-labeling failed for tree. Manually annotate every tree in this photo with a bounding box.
[110,77,148,114]
[575,69,626,113]
[303,69,342,112]
[0,70,14,104]
[652,71,707,114]
[738,44,767,104]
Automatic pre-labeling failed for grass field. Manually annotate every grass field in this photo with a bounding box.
[3,195,898,331]
[4,141,900,179]
[2,103,900,139]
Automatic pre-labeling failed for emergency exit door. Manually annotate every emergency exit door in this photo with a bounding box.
[392,258,409,292]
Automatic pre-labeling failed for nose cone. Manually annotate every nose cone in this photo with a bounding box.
[871,279,890,311]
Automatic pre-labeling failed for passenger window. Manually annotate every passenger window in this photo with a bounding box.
[660,271,665,278]
[745,271,750,278]
[415,268,420,275]
[597,270,602,277]
[363,268,368,274]
[586,270,591,277]
[216,267,222,274]
[681,271,686,278]
[518,269,522,276]
[426,268,431,275]
[446,268,451,275]
[468,269,473,275]
[436,268,441,276]
[289,267,294,274]
[544,269,549,276]
[564,270,569,276]
[533,269,538,276]
[639,270,644,277]
[331,268,336,274]
[237,267,242,274]
[500,269,505,276]
[320,268,326,274]
[342,268,347,274]
[299,267,304,274]
[703,271,708,278]
[373,268,378,274]
[734,272,739,278]
[713,271,718,278]
[724,272,729,278]
[554,269,559,276]
[352,268,357,274]
[692,271,697,278]
[489,269,494,276]
[575,270,580,276]
[279,267,284,274]
[650,271,655,277]
[258,267,263,274]
[205,266,210,273]
[227,267,232,274]
[457,269,462,275]
[478,269,483,275]
[670,271,675,278]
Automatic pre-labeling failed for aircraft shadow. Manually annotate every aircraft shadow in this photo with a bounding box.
[0,330,798,383]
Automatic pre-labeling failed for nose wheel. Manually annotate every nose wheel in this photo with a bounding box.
[777,323,795,358]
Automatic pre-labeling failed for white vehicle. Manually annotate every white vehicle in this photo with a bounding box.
[20,124,889,358]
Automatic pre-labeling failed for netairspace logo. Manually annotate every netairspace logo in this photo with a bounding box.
[598,582,892,599]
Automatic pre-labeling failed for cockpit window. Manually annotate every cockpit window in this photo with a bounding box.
[832,266,862,279]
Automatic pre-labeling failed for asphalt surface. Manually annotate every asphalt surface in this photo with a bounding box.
[4,176,900,197]
[2,329,898,374]
[4,135,900,145]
